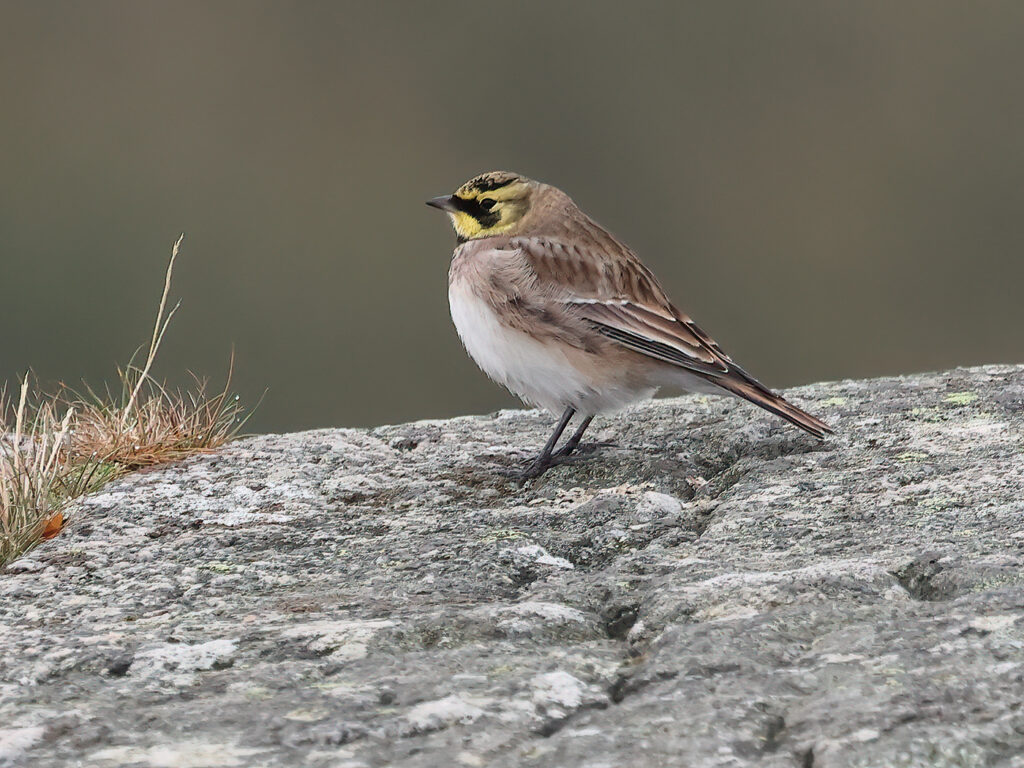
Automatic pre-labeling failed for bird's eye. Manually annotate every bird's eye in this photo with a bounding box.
[479,198,496,210]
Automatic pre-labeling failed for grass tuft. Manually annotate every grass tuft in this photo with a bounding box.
[1,235,253,568]
[0,378,107,566]
[66,364,249,471]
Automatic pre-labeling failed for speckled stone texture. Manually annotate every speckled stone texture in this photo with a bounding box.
[2,365,1024,768]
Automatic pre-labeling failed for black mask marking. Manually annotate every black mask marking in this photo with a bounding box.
[451,195,501,229]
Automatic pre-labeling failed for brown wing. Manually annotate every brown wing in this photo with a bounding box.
[511,229,833,438]
[572,300,728,375]
[511,230,734,377]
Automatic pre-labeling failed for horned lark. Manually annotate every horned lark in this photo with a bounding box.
[427,171,832,479]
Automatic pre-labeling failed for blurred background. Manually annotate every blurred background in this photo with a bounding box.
[2,2,1022,432]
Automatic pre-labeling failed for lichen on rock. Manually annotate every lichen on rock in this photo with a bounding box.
[2,364,1023,767]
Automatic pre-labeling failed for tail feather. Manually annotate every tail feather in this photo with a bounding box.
[715,374,833,439]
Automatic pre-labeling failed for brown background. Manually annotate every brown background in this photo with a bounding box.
[2,2,1022,431]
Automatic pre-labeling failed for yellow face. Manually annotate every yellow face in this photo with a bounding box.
[426,171,533,241]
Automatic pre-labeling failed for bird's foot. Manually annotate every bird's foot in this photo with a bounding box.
[507,444,612,483]
[551,440,616,460]
[514,458,566,482]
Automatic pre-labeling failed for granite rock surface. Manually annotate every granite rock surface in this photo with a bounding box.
[2,365,1024,767]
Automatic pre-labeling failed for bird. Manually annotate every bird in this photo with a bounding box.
[427,171,832,479]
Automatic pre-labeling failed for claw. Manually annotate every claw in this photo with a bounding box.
[509,448,603,483]
[501,410,606,483]
[552,440,615,460]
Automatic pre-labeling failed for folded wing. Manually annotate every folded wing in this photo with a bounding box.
[569,299,728,375]
[512,233,833,438]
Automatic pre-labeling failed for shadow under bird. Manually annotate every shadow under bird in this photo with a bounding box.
[427,171,832,479]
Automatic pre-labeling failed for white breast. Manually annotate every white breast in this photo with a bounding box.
[448,279,651,415]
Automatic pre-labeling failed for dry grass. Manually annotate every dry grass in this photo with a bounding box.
[0,378,108,566]
[0,236,252,568]
[67,369,247,471]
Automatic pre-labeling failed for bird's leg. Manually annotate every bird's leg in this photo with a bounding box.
[517,407,575,480]
[551,415,593,459]
[553,416,617,460]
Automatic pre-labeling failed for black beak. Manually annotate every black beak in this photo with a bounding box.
[425,195,459,213]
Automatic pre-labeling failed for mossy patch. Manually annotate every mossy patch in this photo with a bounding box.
[199,561,239,573]
[920,495,957,511]
[910,407,945,422]
[895,451,929,463]
[944,391,979,406]
[480,528,527,543]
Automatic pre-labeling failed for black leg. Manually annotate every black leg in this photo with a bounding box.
[552,415,593,459]
[517,407,575,480]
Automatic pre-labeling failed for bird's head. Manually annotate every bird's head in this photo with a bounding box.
[426,171,538,241]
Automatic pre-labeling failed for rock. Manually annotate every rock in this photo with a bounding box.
[0,728,44,768]
[1,364,1023,767]
[403,695,486,735]
[131,638,238,684]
